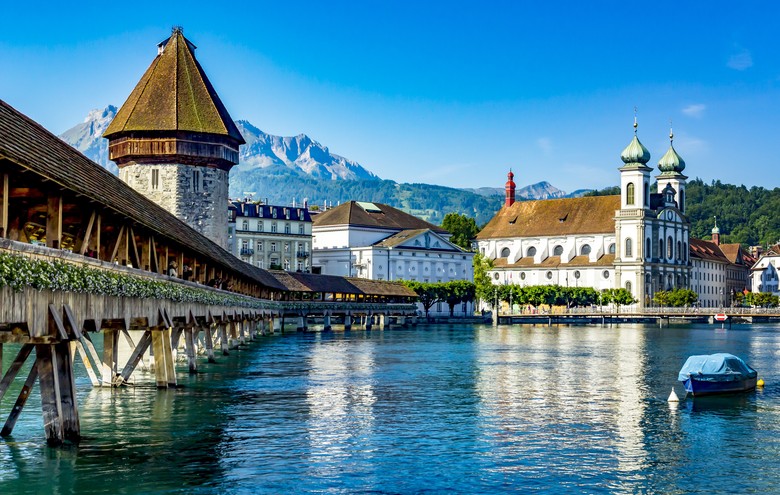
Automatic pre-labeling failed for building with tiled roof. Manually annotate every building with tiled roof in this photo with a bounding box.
[228,200,313,272]
[104,28,244,250]
[750,243,780,296]
[476,123,692,308]
[312,201,474,316]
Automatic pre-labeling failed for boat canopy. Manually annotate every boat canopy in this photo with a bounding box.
[677,353,757,382]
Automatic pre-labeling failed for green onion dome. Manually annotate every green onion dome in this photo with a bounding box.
[658,130,686,174]
[620,121,651,165]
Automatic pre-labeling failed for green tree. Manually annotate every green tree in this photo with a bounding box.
[666,288,698,307]
[441,212,479,250]
[441,280,476,316]
[473,253,495,305]
[400,280,445,318]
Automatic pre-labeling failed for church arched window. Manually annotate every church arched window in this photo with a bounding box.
[580,244,591,255]
[667,236,673,259]
[646,238,651,259]
[527,246,537,257]
[625,238,632,257]
[659,239,664,258]
[625,281,632,293]
[500,247,510,258]
[676,241,682,261]
[626,182,635,205]
[679,190,685,212]
[553,245,563,256]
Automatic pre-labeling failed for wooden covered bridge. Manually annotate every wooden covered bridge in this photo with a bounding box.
[0,99,418,445]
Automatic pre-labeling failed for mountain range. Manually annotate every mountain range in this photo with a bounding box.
[58,106,590,225]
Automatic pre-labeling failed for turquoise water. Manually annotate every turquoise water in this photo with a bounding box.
[2,323,780,494]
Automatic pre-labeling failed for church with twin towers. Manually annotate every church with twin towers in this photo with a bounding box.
[476,119,693,308]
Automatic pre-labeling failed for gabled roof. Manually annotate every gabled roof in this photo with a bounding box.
[373,228,463,251]
[0,98,283,291]
[718,243,748,265]
[689,238,729,263]
[104,29,244,144]
[477,195,620,240]
[312,201,447,233]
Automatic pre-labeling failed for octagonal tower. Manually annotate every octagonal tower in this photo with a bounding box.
[103,28,245,249]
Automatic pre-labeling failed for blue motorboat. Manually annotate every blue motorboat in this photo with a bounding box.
[677,353,758,396]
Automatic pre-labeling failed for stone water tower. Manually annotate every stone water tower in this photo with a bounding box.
[104,27,244,249]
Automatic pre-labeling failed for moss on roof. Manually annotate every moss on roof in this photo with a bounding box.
[104,30,244,144]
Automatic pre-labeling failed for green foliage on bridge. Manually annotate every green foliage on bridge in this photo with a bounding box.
[0,251,263,308]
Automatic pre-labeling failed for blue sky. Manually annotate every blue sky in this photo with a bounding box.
[1,1,778,193]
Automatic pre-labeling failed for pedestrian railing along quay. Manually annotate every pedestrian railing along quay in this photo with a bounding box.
[497,306,780,320]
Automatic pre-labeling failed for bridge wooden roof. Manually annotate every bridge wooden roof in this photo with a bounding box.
[0,98,284,291]
[269,271,416,298]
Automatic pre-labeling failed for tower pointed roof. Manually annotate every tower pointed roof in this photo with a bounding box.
[104,28,244,144]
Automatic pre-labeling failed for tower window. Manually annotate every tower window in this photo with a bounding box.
[626,182,635,205]
[625,238,633,257]
[151,168,160,190]
[625,281,632,293]
[192,169,201,192]
[646,238,651,259]
[667,236,673,259]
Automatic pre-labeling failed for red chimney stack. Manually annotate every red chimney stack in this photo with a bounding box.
[505,169,516,207]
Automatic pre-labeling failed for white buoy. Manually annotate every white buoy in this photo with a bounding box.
[667,388,679,402]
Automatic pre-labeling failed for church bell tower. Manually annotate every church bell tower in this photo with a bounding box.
[103,28,245,250]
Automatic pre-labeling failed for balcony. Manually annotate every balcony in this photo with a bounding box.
[296,251,310,258]
[240,247,255,256]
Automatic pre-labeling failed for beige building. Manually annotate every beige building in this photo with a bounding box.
[229,200,312,272]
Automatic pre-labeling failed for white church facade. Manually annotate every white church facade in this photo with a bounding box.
[476,122,692,308]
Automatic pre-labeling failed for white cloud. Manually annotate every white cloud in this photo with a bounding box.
[682,104,706,118]
[727,48,753,70]
[537,137,553,155]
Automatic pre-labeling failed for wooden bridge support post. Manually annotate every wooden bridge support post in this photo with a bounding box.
[184,327,198,374]
[219,323,230,355]
[151,329,168,388]
[102,327,119,386]
[297,314,307,332]
[204,324,217,363]
[229,320,239,349]
[343,314,352,331]
[323,314,332,332]
[379,313,388,330]
[365,313,373,331]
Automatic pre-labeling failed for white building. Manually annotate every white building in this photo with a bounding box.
[312,201,475,317]
[750,244,780,296]
[476,123,693,308]
[228,200,312,272]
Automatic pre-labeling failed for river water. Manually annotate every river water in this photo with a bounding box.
[2,322,780,494]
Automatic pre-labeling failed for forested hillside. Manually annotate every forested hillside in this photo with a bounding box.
[586,180,780,247]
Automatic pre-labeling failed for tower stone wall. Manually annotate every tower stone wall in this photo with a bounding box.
[120,164,230,249]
